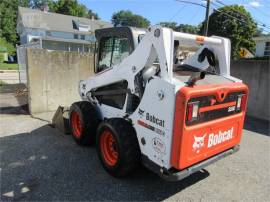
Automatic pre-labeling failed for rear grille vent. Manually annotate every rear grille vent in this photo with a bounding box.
[186,92,245,126]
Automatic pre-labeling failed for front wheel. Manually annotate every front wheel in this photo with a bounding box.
[96,118,140,177]
[69,101,100,145]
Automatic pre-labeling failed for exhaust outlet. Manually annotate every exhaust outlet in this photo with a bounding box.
[187,71,206,86]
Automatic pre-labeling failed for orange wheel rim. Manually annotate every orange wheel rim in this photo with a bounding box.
[100,130,118,166]
[71,111,82,138]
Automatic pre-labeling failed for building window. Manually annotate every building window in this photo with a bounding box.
[264,41,270,56]
[80,35,85,40]
[72,20,79,30]
[46,31,51,36]
[74,34,78,39]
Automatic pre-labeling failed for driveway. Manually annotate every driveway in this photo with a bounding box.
[0,70,20,84]
[0,87,269,201]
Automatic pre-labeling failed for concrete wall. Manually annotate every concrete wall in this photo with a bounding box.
[231,60,270,121]
[26,48,94,114]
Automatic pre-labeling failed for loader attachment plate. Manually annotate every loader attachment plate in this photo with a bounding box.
[171,82,248,170]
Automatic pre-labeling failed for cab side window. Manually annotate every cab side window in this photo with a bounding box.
[97,36,130,73]
[111,37,130,66]
[97,37,113,72]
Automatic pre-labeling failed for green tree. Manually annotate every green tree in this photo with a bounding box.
[159,22,199,34]
[0,37,16,54]
[201,5,257,59]
[55,0,85,16]
[176,24,199,34]
[29,0,99,19]
[0,0,29,45]
[29,0,57,11]
[53,0,99,19]
[254,27,263,37]
[0,0,99,47]
[112,10,150,28]
[87,9,99,20]
[159,22,178,30]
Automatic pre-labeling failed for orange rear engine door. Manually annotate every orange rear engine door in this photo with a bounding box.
[171,82,248,170]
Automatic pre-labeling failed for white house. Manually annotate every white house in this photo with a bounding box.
[253,36,270,57]
[16,6,112,84]
[16,7,112,52]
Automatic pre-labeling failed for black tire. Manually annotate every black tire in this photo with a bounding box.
[69,101,100,145]
[96,118,141,177]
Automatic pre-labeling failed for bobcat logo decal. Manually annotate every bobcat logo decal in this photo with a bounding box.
[192,134,206,153]
[138,108,145,117]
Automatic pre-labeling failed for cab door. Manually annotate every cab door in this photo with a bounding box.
[92,28,135,112]
[95,36,131,73]
[94,27,135,74]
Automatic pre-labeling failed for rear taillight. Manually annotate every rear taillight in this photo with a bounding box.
[187,101,199,121]
[236,94,247,111]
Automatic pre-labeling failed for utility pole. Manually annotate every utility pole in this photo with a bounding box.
[204,0,211,36]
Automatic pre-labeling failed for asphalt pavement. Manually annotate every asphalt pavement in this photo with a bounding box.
[0,86,269,201]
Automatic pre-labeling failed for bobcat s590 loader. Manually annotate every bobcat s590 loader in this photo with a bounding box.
[69,26,248,181]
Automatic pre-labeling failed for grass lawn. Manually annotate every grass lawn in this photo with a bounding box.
[0,62,18,70]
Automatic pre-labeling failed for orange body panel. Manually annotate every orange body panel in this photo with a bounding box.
[171,82,248,170]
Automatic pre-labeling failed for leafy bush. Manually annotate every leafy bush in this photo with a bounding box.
[242,56,270,60]
[0,53,4,62]
[0,38,15,55]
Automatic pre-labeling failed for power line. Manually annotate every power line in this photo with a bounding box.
[214,0,270,30]
[175,0,206,9]
[216,0,270,28]
[168,1,201,26]
[217,0,270,18]
[186,6,201,25]
[168,4,187,21]
[211,1,270,33]
[175,0,246,27]
[175,0,210,35]
[211,3,270,32]
[248,5,270,20]
[175,0,270,33]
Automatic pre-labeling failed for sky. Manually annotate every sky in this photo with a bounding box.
[79,0,270,33]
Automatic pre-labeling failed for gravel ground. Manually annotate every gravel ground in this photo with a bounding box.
[0,90,270,201]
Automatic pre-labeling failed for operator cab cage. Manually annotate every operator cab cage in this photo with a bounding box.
[94,27,146,73]
[94,26,232,84]
[87,25,236,117]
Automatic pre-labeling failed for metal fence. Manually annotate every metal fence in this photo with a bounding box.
[17,38,95,84]
[17,42,41,84]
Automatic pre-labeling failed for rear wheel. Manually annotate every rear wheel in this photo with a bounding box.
[69,101,100,145]
[96,118,140,177]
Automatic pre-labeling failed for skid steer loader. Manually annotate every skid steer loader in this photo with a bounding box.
[69,26,248,181]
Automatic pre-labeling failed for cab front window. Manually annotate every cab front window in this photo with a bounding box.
[97,36,130,73]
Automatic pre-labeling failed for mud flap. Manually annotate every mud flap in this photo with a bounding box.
[51,106,70,135]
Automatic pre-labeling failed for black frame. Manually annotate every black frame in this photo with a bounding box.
[92,80,129,109]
